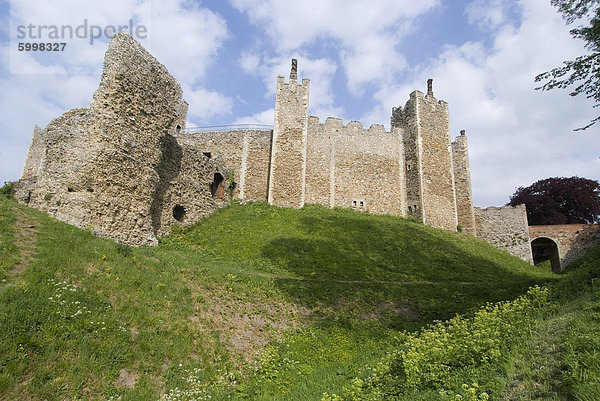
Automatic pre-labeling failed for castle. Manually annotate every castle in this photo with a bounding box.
[15,33,536,264]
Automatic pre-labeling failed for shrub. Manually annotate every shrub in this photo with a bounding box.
[331,286,550,399]
[0,182,14,199]
[397,286,548,387]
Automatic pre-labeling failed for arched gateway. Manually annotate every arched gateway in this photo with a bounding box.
[529,225,600,273]
[530,237,561,273]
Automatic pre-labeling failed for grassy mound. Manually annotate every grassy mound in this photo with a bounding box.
[0,198,563,400]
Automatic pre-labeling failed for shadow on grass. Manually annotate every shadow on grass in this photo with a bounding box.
[261,213,556,324]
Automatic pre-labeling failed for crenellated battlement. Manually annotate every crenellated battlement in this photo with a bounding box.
[308,116,388,135]
[269,59,310,208]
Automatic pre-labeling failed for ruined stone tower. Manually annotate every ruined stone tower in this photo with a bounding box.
[393,79,458,231]
[268,59,310,208]
[15,33,231,246]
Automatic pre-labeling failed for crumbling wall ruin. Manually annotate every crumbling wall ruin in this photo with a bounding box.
[20,125,45,180]
[15,33,229,246]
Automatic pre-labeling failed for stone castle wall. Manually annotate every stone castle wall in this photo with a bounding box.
[17,35,542,264]
[304,116,334,207]
[305,117,405,215]
[393,93,422,220]
[415,91,458,231]
[175,129,272,201]
[15,33,229,246]
[474,205,533,263]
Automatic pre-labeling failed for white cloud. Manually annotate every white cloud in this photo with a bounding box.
[229,0,437,50]
[230,0,438,93]
[437,0,597,206]
[239,51,260,74]
[183,85,233,123]
[0,0,233,184]
[234,108,274,125]
[359,0,600,206]
[148,1,229,84]
[466,0,520,30]
[238,53,342,119]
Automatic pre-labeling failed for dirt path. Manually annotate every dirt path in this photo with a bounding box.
[8,204,40,276]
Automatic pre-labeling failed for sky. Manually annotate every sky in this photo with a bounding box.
[0,0,598,207]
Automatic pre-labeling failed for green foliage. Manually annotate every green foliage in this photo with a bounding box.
[228,171,235,199]
[0,201,19,278]
[535,0,600,130]
[161,202,554,285]
[115,242,133,258]
[0,182,14,199]
[328,287,549,399]
[498,246,600,400]
[398,286,548,388]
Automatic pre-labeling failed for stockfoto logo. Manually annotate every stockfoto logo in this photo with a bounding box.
[15,19,148,45]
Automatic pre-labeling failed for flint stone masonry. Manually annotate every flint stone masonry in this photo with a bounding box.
[15,33,229,246]
[391,90,458,230]
[175,130,272,201]
[305,117,405,215]
[18,34,545,262]
[393,94,422,220]
[268,73,310,208]
[20,125,45,180]
[415,93,458,231]
[474,205,533,263]
[529,224,600,271]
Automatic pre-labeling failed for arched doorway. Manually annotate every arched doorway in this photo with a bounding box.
[531,237,561,273]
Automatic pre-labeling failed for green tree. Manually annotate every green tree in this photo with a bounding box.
[535,0,600,130]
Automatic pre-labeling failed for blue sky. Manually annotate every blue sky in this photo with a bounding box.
[0,0,598,207]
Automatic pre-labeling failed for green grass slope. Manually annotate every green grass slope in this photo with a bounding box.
[0,197,562,400]
[163,202,557,323]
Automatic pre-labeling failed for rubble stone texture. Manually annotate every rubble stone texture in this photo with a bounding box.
[268,70,310,208]
[474,205,533,263]
[16,33,229,246]
[452,131,476,235]
[176,130,273,201]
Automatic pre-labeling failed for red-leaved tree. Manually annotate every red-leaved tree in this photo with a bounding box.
[507,176,600,225]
